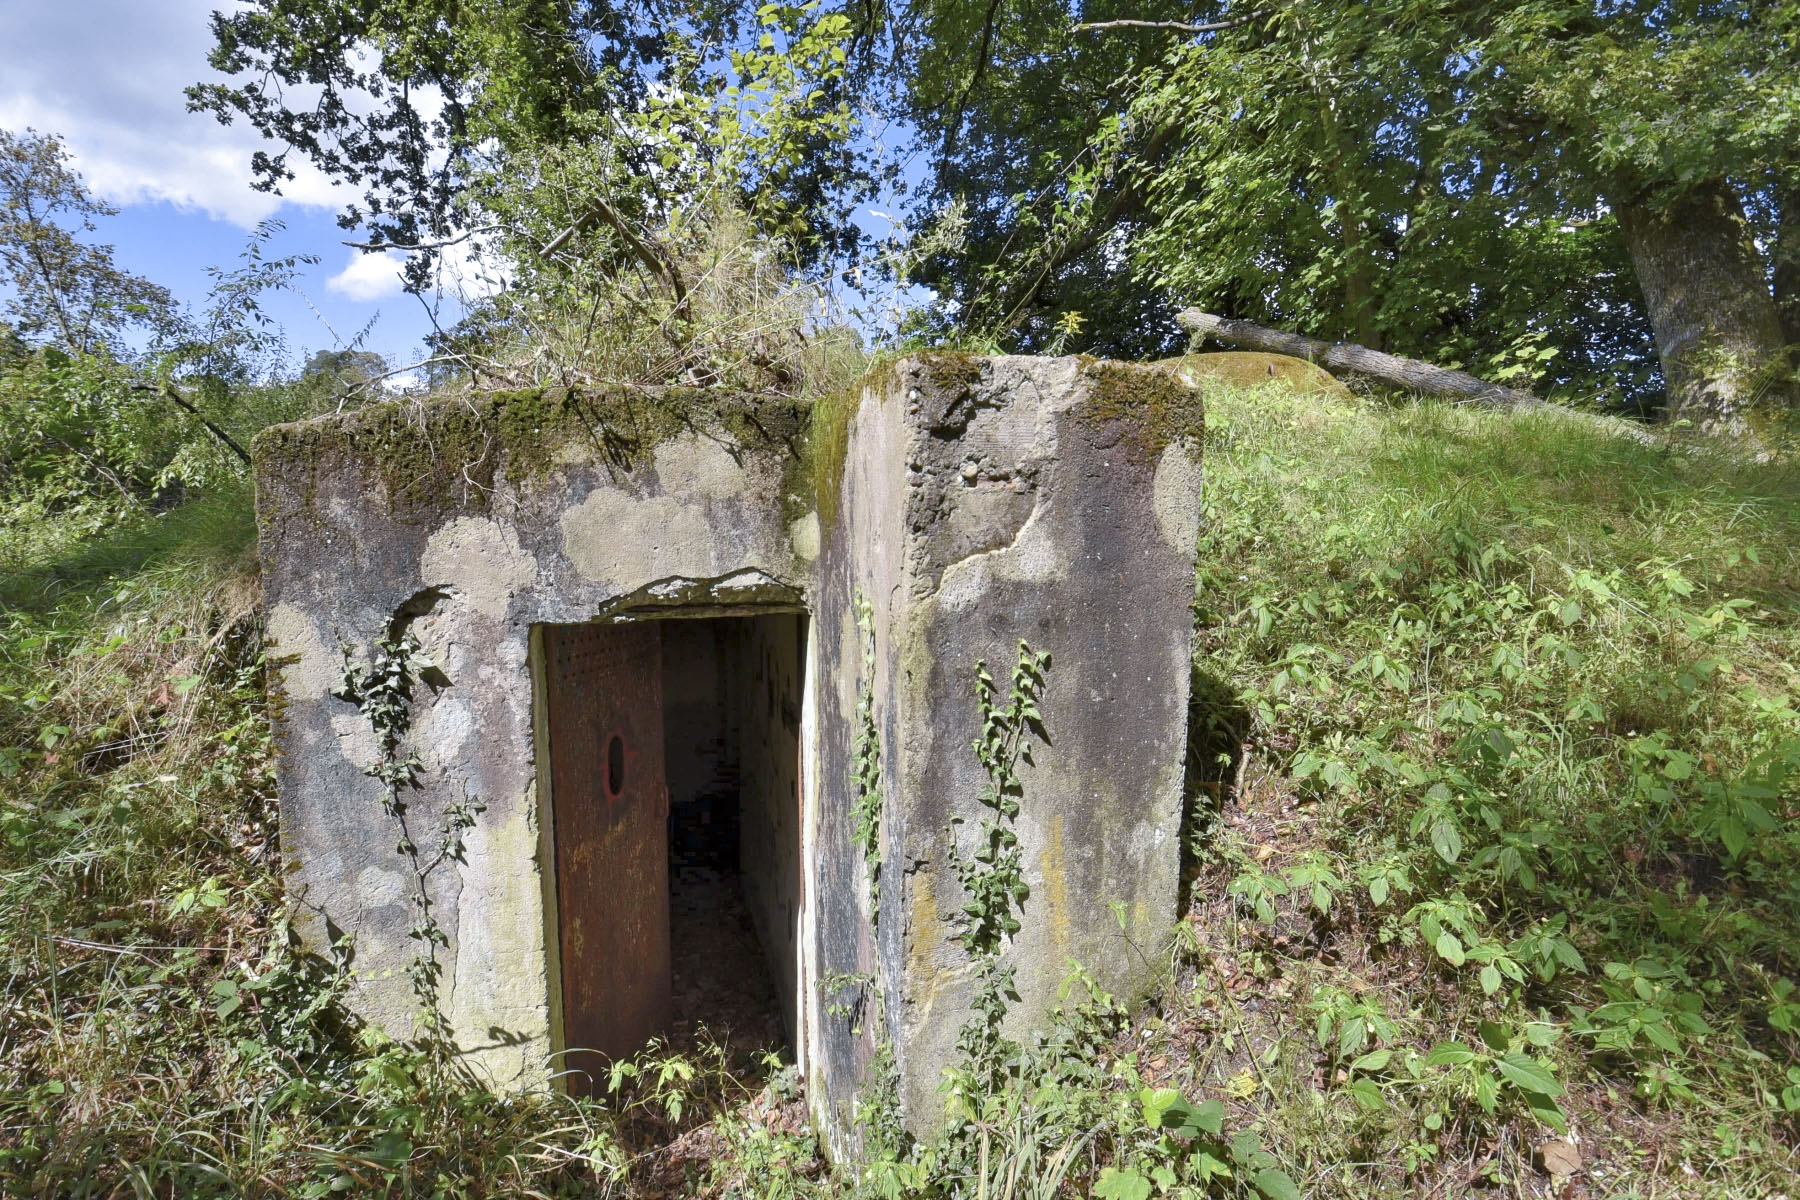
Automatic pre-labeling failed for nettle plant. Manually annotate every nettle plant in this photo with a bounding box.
[1096,1086,1301,1200]
[1194,405,1800,1150]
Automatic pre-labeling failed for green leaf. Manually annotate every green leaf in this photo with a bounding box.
[1435,931,1466,967]
[1425,1041,1477,1066]
[1254,1168,1302,1200]
[368,1131,413,1169]
[1430,819,1462,864]
[1495,1052,1563,1097]
[1349,1077,1386,1111]
[1093,1167,1152,1200]
[1474,1068,1499,1112]
[1524,1090,1569,1132]
[1181,1098,1225,1137]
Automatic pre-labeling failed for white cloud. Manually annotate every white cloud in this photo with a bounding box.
[328,232,512,305]
[327,251,407,302]
[0,1,344,228]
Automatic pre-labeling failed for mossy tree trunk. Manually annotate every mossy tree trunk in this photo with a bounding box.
[1616,181,1797,434]
[1774,183,1800,349]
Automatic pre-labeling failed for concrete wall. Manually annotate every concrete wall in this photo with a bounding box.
[736,614,806,1038]
[808,355,1203,1151]
[255,359,1202,1154]
[256,389,811,1092]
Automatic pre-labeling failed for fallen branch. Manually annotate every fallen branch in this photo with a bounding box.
[133,382,252,465]
[1175,309,1663,446]
[1176,309,1540,407]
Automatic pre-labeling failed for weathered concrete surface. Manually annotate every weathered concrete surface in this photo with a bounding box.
[257,359,1202,1154]
[809,355,1203,1151]
[256,388,809,1091]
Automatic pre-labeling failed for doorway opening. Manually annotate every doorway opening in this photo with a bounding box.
[537,612,806,1093]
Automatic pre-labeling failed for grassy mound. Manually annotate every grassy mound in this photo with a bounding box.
[1160,383,1799,1196]
[1,383,1795,1197]
[1157,352,1352,398]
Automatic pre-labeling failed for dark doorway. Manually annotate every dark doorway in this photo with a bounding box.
[540,613,806,1093]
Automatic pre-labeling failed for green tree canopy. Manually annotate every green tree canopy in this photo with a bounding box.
[0,129,175,355]
[898,0,1800,424]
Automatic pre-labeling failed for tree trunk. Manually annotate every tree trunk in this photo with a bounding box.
[1175,309,1539,405]
[1615,181,1796,433]
[1775,184,1800,348]
[1174,308,1661,445]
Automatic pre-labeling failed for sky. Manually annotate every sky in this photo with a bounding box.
[0,1,448,368]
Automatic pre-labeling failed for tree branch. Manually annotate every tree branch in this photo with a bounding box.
[341,225,498,253]
[1178,309,1538,405]
[944,0,1008,157]
[133,382,253,465]
[540,197,689,315]
[43,435,138,504]
[332,355,467,413]
[1175,309,1660,444]
[1073,17,1250,34]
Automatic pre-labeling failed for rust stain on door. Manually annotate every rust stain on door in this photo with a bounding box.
[544,622,669,1090]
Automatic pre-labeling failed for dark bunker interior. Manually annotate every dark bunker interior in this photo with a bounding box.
[538,613,805,1085]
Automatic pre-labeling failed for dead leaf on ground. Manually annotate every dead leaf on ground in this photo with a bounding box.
[1536,1138,1582,1178]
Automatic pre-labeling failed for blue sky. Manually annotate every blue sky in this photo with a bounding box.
[0,1,448,368]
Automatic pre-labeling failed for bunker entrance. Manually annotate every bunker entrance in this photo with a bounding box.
[538,613,806,1093]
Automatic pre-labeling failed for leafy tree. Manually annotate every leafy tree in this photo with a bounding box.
[0,134,323,514]
[899,0,1800,426]
[188,0,873,279]
[0,128,175,354]
[301,348,388,388]
[887,0,1198,358]
[192,1,871,393]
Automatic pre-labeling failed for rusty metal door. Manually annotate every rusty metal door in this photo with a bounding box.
[543,622,669,1090]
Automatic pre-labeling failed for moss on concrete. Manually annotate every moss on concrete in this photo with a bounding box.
[253,385,807,525]
[1077,359,1206,461]
[806,381,864,534]
[1154,351,1350,398]
[803,353,989,535]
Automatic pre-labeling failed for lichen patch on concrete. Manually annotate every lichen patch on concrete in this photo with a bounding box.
[560,488,720,583]
[265,603,339,701]
[419,517,538,619]
[653,435,750,500]
[1152,443,1204,552]
[449,797,550,1090]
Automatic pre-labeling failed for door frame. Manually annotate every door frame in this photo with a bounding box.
[530,607,814,1092]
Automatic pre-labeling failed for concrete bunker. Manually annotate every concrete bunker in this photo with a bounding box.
[255,354,1205,1159]
[536,613,806,1090]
